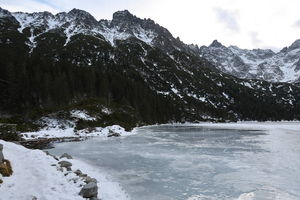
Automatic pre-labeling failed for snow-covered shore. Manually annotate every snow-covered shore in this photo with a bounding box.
[19,110,135,140]
[21,123,134,140]
[0,140,130,200]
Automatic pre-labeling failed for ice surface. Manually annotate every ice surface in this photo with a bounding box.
[49,122,300,200]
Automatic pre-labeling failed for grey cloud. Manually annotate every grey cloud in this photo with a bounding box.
[214,8,240,32]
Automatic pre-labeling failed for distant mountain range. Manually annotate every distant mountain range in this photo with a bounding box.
[0,7,300,123]
[193,40,300,83]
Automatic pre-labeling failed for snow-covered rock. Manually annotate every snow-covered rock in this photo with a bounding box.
[79,182,98,199]
[60,153,73,159]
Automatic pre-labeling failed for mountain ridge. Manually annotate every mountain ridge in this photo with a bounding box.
[197,39,300,83]
[3,7,300,83]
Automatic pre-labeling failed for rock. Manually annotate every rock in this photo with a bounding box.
[0,159,13,176]
[84,176,97,184]
[0,144,4,163]
[107,131,121,137]
[79,182,98,198]
[58,161,72,171]
[74,169,82,176]
[60,153,72,159]
[58,161,72,168]
[79,173,88,177]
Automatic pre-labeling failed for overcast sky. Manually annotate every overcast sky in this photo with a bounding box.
[1,0,300,51]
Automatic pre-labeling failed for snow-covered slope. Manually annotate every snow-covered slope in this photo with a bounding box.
[2,6,300,83]
[198,40,300,83]
[0,6,193,57]
[0,140,129,200]
[5,8,186,52]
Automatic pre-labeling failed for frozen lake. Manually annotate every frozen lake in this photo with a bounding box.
[49,124,300,200]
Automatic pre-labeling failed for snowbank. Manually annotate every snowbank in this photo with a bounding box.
[21,124,134,140]
[0,140,129,200]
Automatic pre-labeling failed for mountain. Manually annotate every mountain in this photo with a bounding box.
[196,40,300,83]
[0,7,300,126]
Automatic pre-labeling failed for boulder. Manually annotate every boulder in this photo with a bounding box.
[79,182,98,198]
[0,144,4,163]
[79,173,88,178]
[58,161,72,171]
[60,153,73,159]
[84,176,97,184]
[74,169,82,176]
[0,159,13,176]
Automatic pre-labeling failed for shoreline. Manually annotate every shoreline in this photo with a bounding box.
[15,121,300,149]
[133,121,300,132]
[0,139,130,200]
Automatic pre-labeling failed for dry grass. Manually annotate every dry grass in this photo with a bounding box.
[0,159,13,177]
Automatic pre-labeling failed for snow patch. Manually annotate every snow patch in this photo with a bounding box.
[70,110,96,121]
[21,123,133,140]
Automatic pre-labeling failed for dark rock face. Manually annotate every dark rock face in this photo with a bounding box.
[0,144,4,163]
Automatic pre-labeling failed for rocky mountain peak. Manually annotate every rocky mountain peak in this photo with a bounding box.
[209,40,223,48]
[288,39,300,51]
[112,10,135,22]
[0,7,11,16]
[199,38,300,83]
[280,47,288,53]
[67,8,97,24]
